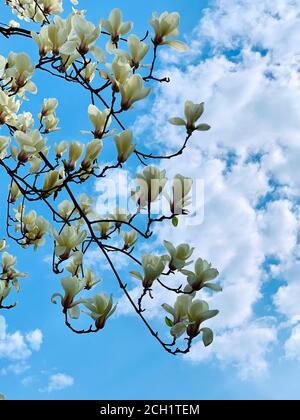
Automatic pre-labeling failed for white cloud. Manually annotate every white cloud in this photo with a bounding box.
[26,330,43,352]
[187,322,277,379]
[45,373,74,393]
[0,316,43,370]
[285,324,300,362]
[1,362,30,376]
[122,0,300,377]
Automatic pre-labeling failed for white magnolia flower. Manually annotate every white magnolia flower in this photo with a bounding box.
[5,52,37,95]
[134,166,167,208]
[13,112,34,132]
[81,138,103,170]
[131,254,166,288]
[122,230,137,250]
[9,181,22,203]
[163,240,194,271]
[169,101,211,134]
[84,105,113,139]
[100,58,132,90]
[67,141,85,170]
[162,294,192,338]
[116,34,150,69]
[169,174,193,214]
[53,226,87,260]
[181,258,221,293]
[149,11,188,52]
[114,129,135,163]
[0,136,10,160]
[0,90,20,125]
[60,15,101,56]
[0,240,8,252]
[54,140,68,158]
[13,130,46,162]
[101,8,133,51]
[51,275,85,317]
[187,300,219,342]
[83,293,117,329]
[120,75,151,110]
[42,170,64,196]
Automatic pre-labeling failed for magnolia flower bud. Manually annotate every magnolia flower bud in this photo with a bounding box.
[86,105,112,139]
[66,251,83,276]
[29,156,43,174]
[54,140,68,158]
[83,293,117,330]
[81,139,103,169]
[95,220,112,238]
[131,254,166,289]
[170,174,193,214]
[9,20,20,28]
[83,62,97,83]
[83,268,101,290]
[79,193,93,215]
[58,200,75,221]
[149,12,188,52]
[2,252,17,272]
[9,181,22,203]
[31,27,51,57]
[120,75,151,110]
[0,239,8,252]
[122,230,137,250]
[42,170,64,197]
[40,98,58,117]
[111,208,130,232]
[0,136,10,159]
[67,141,85,170]
[114,130,135,163]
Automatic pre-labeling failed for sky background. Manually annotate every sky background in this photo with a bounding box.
[1,0,300,400]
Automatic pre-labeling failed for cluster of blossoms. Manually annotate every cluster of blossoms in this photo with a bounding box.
[51,250,116,331]
[5,0,78,23]
[131,241,220,345]
[0,3,219,356]
[0,239,27,309]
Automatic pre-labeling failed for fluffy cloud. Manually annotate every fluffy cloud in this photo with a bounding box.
[118,0,300,378]
[46,373,74,393]
[0,316,43,377]
[0,317,43,362]
[25,330,43,352]
[188,322,277,379]
[285,324,300,361]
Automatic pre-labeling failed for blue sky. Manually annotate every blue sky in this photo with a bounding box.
[1,0,300,400]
